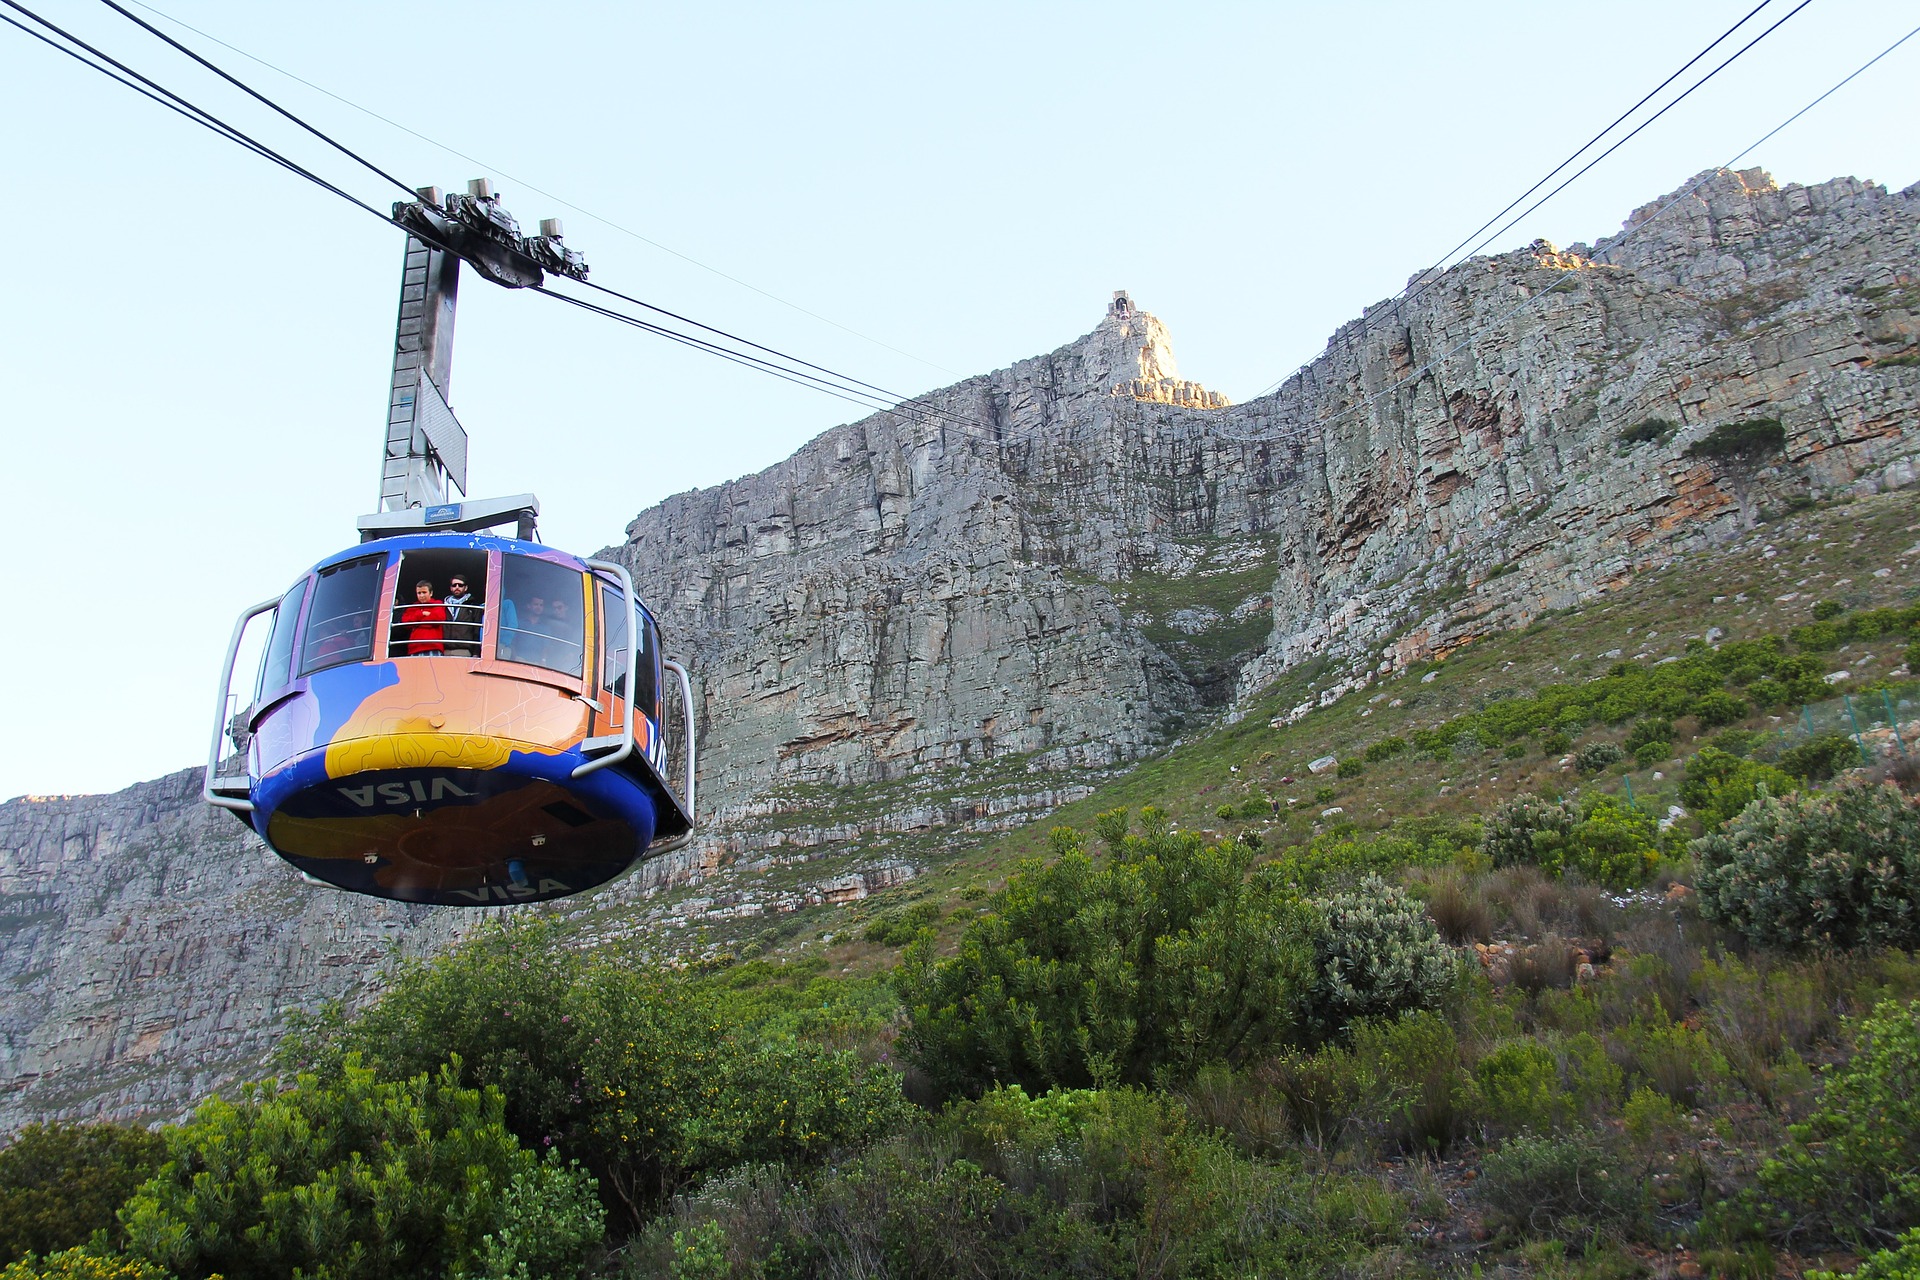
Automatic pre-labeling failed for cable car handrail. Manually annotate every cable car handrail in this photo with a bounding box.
[388,598,488,618]
[390,597,487,653]
[572,559,639,779]
[204,595,281,813]
[498,626,582,653]
[649,657,698,853]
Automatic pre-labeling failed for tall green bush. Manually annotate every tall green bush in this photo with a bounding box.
[1763,999,1920,1248]
[1483,792,1658,888]
[1780,732,1862,781]
[292,924,907,1226]
[896,809,1313,1097]
[120,1058,602,1280]
[1680,746,1796,828]
[1307,876,1456,1036]
[1693,784,1920,950]
[0,1123,165,1263]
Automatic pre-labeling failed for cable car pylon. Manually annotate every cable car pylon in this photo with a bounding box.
[203,180,696,906]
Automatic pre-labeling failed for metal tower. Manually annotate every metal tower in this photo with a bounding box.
[357,179,588,542]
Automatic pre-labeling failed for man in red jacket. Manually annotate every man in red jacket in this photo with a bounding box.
[399,580,448,656]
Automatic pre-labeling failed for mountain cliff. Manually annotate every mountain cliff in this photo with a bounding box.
[3,166,1916,1130]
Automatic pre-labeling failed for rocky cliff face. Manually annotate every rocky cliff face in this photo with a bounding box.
[0,771,466,1129]
[3,167,1916,1131]
[615,168,1920,856]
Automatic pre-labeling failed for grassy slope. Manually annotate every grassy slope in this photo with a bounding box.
[811,487,1919,971]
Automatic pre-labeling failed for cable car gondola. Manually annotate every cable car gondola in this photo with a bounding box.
[202,182,695,905]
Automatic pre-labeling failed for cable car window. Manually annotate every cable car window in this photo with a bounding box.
[634,611,660,715]
[299,555,385,675]
[600,582,629,698]
[256,577,310,698]
[499,556,585,677]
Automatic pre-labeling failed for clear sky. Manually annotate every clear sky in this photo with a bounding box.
[1,1,1914,798]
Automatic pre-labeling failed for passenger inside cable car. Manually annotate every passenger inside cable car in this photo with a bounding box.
[386,548,487,658]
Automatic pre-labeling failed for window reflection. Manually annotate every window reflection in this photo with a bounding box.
[499,555,585,677]
[300,556,385,675]
[257,577,309,697]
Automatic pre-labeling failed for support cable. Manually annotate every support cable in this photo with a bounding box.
[529,287,945,425]
[96,0,419,199]
[0,0,397,222]
[120,0,963,376]
[1212,18,1920,447]
[567,277,980,432]
[1252,0,1809,397]
[6,0,983,431]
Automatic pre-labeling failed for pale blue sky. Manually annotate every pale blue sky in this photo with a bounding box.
[2,0,1914,796]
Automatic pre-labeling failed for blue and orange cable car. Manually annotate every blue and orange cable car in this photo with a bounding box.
[205,531,694,905]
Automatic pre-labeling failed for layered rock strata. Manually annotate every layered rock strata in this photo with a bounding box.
[616,167,1920,822]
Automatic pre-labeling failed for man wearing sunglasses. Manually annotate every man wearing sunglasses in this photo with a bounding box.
[443,574,481,657]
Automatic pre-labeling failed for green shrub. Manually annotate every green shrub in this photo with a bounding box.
[898,811,1312,1097]
[1238,796,1271,819]
[1791,620,1845,651]
[1475,1039,1565,1134]
[1313,784,1337,804]
[1350,1011,1474,1153]
[291,923,906,1226]
[1814,600,1847,622]
[1540,727,1573,754]
[865,901,940,945]
[1364,736,1408,763]
[0,1124,165,1263]
[0,1254,165,1280]
[1811,1227,1920,1279]
[1488,793,1658,888]
[1684,418,1786,460]
[1617,1015,1729,1106]
[1484,793,1578,868]
[1624,716,1674,755]
[650,1084,1405,1277]
[1336,756,1365,779]
[1503,741,1527,759]
[1907,638,1920,672]
[1307,876,1456,1036]
[1763,999,1920,1248]
[1693,690,1751,729]
[1620,418,1676,446]
[120,1058,602,1280]
[1479,1131,1644,1240]
[1560,1032,1626,1118]
[1622,1085,1685,1150]
[1693,784,1920,950]
[1680,746,1797,827]
[1780,732,1863,781]
[1577,742,1625,773]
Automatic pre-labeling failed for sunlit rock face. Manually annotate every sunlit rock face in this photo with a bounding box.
[3,168,1916,1132]
[617,168,1920,801]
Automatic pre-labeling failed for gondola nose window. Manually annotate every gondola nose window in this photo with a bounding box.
[499,555,586,677]
[299,555,386,675]
[256,577,309,698]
